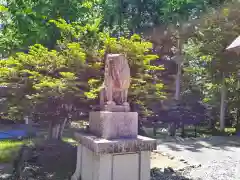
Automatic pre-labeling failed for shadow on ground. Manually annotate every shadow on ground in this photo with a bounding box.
[12,139,77,180]
[0,164,12,180]
[151,167,193,180]
[156,136,240,152]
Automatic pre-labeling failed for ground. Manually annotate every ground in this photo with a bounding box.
[0,140,27,163]
[156,136,240,180]
[0,139,77,180]
[151,152,186,170]
[0,125,77,179]
[1,124,240,180]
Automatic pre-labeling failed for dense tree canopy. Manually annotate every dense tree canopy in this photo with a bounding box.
[0,18,164,137]
[0,0,227,57]
[1,0,236,137]
[183,0,240,130]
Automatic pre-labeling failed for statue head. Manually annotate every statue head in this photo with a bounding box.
[106,54,126,70]
[105,54,128,88]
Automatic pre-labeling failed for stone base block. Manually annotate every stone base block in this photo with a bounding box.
[89,111,138,140]
[103,104,130,112]
[71,132,156,180]
[74,132,156,154]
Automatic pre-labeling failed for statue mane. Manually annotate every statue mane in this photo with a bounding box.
[104,54,129,90]
[100,53,131,111]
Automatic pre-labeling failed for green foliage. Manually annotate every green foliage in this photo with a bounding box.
[0,0,227,58]
[0,140,31,163]
[0,18,164,122]
[0,0,102,57]
[0,41,87,121]
[0,0,229,126]
[183,1,240,127]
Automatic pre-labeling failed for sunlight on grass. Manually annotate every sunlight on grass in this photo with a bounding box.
[62,137,78,145]
[0,140,32,163]
[0,137,77,163]
[224,128,236,133]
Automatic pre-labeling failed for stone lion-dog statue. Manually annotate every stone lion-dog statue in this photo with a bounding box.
[100,54,131,112]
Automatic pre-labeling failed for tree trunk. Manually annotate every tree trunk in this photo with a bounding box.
[48,121,61,139]
[48,121,54,139]
[236,109,240,131]
[175,63,181,101]
[52,124,61,139]
[58,118,68,139]
[210,119,216,130]
[47,119,69,140]
[168,34,182,137]
[220,74,226,132]
[181,123,185,137]
[208,118,212,129]
[138,118,147,136]
[168,123,177,136]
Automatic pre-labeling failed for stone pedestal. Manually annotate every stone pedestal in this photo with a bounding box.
[103,104,130,112]
[71,132,156,180]
[89,111,138,139]
[72,110,156,180]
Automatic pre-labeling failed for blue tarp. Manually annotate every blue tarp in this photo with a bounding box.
[0,130,28,140]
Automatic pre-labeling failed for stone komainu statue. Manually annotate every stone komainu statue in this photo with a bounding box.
[100,54,131,112]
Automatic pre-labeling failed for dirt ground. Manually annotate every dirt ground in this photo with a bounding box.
[151,152,186,169]
[0,152,186,179]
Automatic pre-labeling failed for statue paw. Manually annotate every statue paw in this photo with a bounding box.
[123,102,130,112]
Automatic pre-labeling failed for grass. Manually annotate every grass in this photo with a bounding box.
[0,137,77,164]
[0,124,78,164]
[225,127,236,134]
[0,139,32,163]
[62,137,78,146]
[211,127,237,136]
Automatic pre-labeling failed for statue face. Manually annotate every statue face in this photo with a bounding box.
[109,59,118,78]
[105,54,129,89]
[108,55,125,70]
[108,56,119,75]
[108,56,122,88]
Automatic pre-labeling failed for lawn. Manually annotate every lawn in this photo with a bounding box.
[0,137,77,164]
[0,139,32,163]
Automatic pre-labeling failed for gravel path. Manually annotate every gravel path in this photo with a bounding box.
[184,157,240,180]
[155,136,240,180]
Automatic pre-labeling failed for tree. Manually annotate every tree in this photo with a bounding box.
[1,0,230,136]
[0,0,101,57]
[0,19,164,138]
[1,0,226,57]
[183,0,240,131]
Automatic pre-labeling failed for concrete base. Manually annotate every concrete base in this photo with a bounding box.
[89,111,138,139]
[71,132,156,180]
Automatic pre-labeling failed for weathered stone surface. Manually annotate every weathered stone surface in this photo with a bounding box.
[75,132,156,154]
[72,145,152,180]
[100,54,131,111]
[103,103,130,112]
[89,111,138,139]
